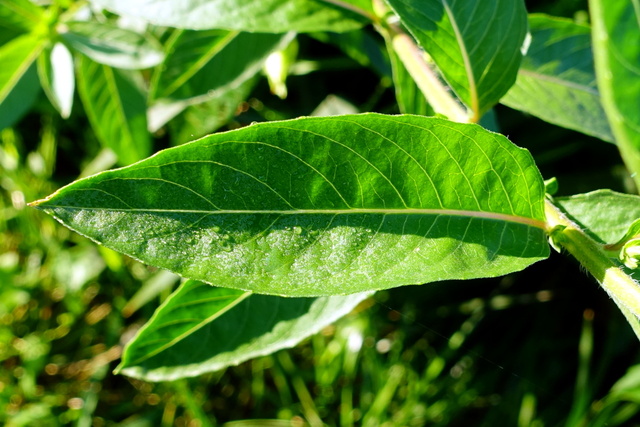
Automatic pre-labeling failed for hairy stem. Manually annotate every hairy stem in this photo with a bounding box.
[545,199,640,318]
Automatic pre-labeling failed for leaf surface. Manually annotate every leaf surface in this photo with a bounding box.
[117,280,371,380]
[88,0,370,32]
[61,21,164,69]
[501,15,613,143]
[32,114,549,297]
[590,0,640,183]
[0,0,43,35]
[385,0,527,120]
[76,56,150,165]
[151,30,288,103]
[555,190,640,244]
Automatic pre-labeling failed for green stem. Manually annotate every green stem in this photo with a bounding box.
[545,199,640,318]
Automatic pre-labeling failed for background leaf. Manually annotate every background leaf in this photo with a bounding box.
[554,190,640,244]
[37,42,75,119]
[501,15,613,143]
[33,114,549,297]
[61,21,164,69]
[88,0,370,32]
[384,0,528,120]
[590,0,640,186]
[118,280,371,381]
[76,56,150,165]
[0,0,43,39]
[151,30,289,103]
[386,39,435,116]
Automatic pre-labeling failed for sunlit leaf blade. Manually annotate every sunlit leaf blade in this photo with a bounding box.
[590,0,640,184]
[76,56,150,165]
[61,21,164,70]
[385,0,528,120]
[554,190,640,244]
[0,0,43,34]
[32,114,549,297]
[0,33,44,104]
[117,280,371,380]
[151,30,289,103]
[88,0,370,32]
[37,42,75,119]
[501,15,613,143]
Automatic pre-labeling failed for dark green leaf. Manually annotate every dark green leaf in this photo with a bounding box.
[61,21,164,69]
[151,30,290,103]
[76,56,150,165]
[501,14,613,143]
[89,0,371,32]
[32,114,549,297]
[385,0,528,120]
[117,280,371,380]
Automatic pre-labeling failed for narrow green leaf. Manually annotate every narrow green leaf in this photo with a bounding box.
[554,190,640,244]
[89,0,371,32]
[37,42,75,119]
[501,15,613,143]
[76,56,150,165]
[0,33,45,104]
[117,279,371,380]
[151,30,290,103]
[61,21,164,69]
[590,0,640,186]
[32,114,549,297]
[0,63,40,131]
[385,0,528,120]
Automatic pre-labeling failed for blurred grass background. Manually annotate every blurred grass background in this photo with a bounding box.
[4,0,640,425]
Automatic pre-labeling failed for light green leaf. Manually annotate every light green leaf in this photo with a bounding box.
[76,56,150,165]
[117,279,371,380]
[37,42,75,119]
[151,30,290,103]
[60,21,164,69]
[501,15,613,143]
[590,0,640,186]
[0,0,44,35]
[385,0,528,120]
[32,114,549,297]
[89,0,370,32]
[0,34,45,130]
[554,190,640,244]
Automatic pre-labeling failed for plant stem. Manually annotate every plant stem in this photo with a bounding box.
[544,199,640,318]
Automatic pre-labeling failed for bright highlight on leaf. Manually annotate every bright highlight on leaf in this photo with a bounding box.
[32,114,549,297]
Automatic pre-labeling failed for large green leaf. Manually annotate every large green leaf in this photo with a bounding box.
[37,42,75,119]
[76,56,150,165]
[151,30,288,103]
[590,0,640,185]
[501,15,613,143]
[117,280,371,380]
[385,0,528,120]
[61,21,164,70]
[88,0,370,32]
[32,114,549,297]
[0,0,43,35]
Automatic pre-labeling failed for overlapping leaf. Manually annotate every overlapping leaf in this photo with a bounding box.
[76,56,150,165]
[117,280,371,380]
[37,43,75,119]
[32,114,549,297]
[385,0,528,120]
[89,0,370,32]
[501,15,613,143]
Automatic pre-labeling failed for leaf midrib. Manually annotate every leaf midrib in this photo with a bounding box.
[42,205,548,229]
